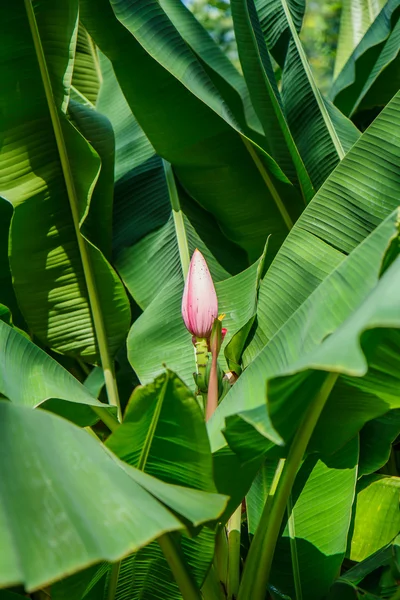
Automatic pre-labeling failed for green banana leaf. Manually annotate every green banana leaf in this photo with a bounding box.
[212,209,400,467]
[334,0,386,80]
[331,0,400,116]
[270,439,358,599]
[107,370,215,490]
[349,474,400,561]
[81,0,304,262]
[0,402,226,592]
[244,89,400,367]
[255,0,360,190]
[0,0,130,362]
[0,319,116,428]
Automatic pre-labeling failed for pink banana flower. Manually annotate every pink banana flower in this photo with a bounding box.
[182,249,218,339]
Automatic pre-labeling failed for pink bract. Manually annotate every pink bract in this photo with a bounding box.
[182,249,218,339]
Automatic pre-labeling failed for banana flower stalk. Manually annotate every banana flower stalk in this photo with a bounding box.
[181,249,225,418]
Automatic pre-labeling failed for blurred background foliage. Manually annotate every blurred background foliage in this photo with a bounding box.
[185,0,342,93]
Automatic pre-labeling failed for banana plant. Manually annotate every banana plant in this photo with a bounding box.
[0,0,399,599]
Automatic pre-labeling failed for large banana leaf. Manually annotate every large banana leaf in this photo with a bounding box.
[270,439,358,599]
[0,402,226,591]
[334,0,386,79]
[255,0,360,190]
[244,90,400,366]
[331,0,400,117]
[350,475,400,561]
[0,320,116,428]
[210,209,400,459]
[81,0,304,261]
[0,0,130,362]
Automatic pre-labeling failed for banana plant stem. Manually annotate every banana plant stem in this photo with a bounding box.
[287,494,303,600]
[107,562,121,600]
[158,534,203,600]
[24,0,122,422]
[227,505,242,599]
[238,372,339,600]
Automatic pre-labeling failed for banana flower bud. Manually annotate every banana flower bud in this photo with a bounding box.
[182,249,218,339]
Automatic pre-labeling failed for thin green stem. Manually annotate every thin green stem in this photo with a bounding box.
[163,159,191,278]
[206,346,219,421]
[158,534,203,600]
[279,0,345,160]
[238,373,339,600]
[237,458,285,598]
[24,0,122,421]
[287,494,303,600]
[227,506,242,600]
[107,562,121,600]
[214,527,229,594]
[242,138,294,230]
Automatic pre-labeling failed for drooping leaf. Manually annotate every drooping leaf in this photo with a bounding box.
[0,402,226,592]
[0,0,130,362]
[0,320,116,428]
[210,205,400,460]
